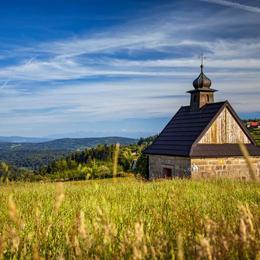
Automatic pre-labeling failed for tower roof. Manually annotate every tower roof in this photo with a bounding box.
[192,64,212,89]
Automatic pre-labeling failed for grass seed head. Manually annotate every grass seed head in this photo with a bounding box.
[54,182,65,211]
[198,236,212,260]
[177,233,184,260]
[77,211,87,239]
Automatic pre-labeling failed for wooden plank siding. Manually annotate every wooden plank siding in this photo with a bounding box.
[198,108,251,144]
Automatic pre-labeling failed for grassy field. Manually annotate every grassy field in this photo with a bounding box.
[0,177,260,259]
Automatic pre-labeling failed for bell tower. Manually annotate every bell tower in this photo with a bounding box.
[187,61,217,112]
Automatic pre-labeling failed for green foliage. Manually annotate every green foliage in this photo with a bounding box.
[0,161,45,182]
[0,136,153,182]
[36,144,133,181]
[0,161,9,182]
[137,135,157,147]
[119,147,136,171]
[134,154,149,179]
[0,137,137,169]
[0,178,259,258]
[249,128,260,146]
[0,149,66,170]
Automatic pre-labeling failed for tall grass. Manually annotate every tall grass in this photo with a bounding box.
[0,178,260,259]
[239,143,258,182]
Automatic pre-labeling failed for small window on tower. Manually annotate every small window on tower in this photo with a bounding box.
[207,95,210,102]
[193,95,196,102]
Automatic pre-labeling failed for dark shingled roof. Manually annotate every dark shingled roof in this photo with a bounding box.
[191,144,260,157]
[144,101,260,157]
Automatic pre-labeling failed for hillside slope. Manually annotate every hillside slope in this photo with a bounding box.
[0,137,136,169]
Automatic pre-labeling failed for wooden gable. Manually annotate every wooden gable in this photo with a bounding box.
[198,107,251,144]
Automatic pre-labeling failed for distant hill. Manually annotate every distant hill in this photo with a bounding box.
[0,137,137,169]
[0,136,52,143]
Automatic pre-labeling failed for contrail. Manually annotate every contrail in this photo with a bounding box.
[0,79,10,89]
[0,57,35,90]
[201,0,260,14]
[24,57,34,66]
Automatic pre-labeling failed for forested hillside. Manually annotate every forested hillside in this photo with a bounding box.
[38,135,156,181]
[0,136,155,182]
[0,129,259,183]
[0,136,51,143]
[0,137,136,169]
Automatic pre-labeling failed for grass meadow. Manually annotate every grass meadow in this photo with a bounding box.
[0,177,260,259]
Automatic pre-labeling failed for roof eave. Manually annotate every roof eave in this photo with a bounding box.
[187,88,217,94]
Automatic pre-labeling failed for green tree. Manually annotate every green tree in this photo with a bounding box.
[135,154,149,179]
[0,162,10,183]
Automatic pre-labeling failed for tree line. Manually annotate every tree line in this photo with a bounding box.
[0,136,157,182]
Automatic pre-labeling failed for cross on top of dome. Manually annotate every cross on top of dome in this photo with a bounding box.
[193,55,212,89]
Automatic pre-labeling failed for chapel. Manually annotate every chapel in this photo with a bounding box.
[144,63,260,179]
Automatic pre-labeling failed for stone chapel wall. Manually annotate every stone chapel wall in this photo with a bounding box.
[148,155,260,180]
[191,157,260,180]
[148,155,191,179]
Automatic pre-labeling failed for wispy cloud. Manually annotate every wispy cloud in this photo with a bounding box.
[1,2,260,83]
[201,0,260,14]
[0,0,260,136]
[0,77,259,136]
[1,38,260,82]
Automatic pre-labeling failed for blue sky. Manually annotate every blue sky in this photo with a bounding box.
[0,0,260,138]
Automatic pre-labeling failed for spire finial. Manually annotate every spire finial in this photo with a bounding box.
[192,54,212,89]
[200,53,205,72]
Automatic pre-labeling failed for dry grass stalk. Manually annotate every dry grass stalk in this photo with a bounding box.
[77,211,87,239]
[0,237,3,260]
[239,218,247,243]
[8,195,19,225]
[113,143,120,178]
[133,222,147,260]
[239,143,257,182]
[238,204,255,247]
[0,178,260,258]
[177,233,184,260]
[54,182,65,211]
[32,244,40,260]
[8,195,24,233]
[198,236,212,260]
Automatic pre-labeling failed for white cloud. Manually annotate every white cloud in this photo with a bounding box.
[201,0,260,14]
[0,1,260,136]
[0,3,260,82]
[1,38,260,82]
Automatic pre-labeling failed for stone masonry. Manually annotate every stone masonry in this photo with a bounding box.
[191,157,260,180]
[148,155,260,180]
[148,155,191,179]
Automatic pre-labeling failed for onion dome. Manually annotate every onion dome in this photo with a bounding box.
[193,64,212,89]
